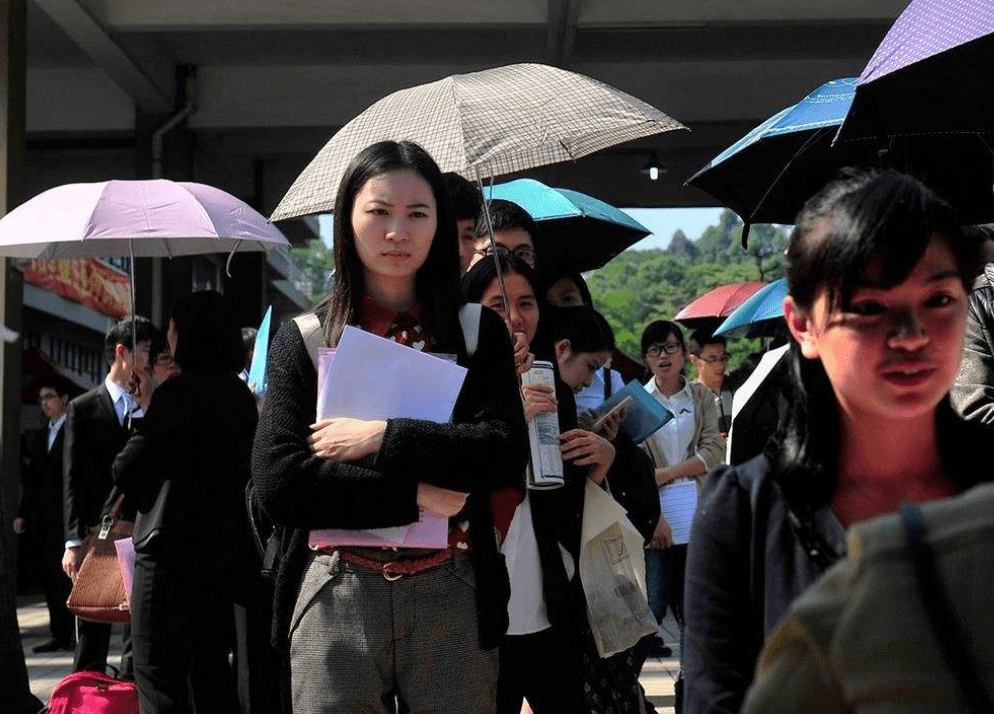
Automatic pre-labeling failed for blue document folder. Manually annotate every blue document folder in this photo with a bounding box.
[590,380,673,444]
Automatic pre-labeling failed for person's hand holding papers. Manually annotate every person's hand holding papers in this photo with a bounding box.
[521,381,557,423]
[307,416,470,518]
[308,417,387,461]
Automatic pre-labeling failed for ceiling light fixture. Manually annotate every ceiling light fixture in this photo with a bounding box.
[640,152,666,181]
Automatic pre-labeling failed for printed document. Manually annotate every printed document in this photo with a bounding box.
[659,480,698,545]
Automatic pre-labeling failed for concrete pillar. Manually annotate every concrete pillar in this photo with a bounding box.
[0,0,24,520]
[0,2,41,709]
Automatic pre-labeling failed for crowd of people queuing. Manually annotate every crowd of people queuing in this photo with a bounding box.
[13,138,994,714]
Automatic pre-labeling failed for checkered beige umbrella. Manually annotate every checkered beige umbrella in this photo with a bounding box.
[271,63,685,221]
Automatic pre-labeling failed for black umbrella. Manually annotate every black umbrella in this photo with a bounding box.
[688,78,994,245]
[836,0,994,142]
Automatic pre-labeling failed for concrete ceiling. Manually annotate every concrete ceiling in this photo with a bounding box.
[23,0,911,221]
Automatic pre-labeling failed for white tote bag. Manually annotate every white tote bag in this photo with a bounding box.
[579,478,659,657]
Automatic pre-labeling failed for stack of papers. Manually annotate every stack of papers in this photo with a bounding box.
[308,326,468,550]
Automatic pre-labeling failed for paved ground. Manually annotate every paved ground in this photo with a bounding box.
[642,612,681,713]
[19,593,682,712]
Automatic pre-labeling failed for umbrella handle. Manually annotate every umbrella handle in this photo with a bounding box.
[225,240,243,278]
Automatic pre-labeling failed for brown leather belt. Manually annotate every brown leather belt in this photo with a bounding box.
[335,547,454,581]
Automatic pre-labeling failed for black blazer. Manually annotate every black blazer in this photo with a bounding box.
[63,384,130,543]
[19,424,65,535]
[112,371,259,564]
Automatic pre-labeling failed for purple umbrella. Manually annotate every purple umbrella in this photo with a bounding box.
[836,0,994,141]
[0,180,289,260]
[0,180,291,349]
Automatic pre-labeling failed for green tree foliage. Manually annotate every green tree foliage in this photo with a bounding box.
[667,229,698,262]
[587,210,790,376]
[290,238,335,301]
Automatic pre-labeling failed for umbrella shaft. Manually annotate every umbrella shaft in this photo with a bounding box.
[474,169,513,328]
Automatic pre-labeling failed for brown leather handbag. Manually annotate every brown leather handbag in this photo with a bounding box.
[66,495,133,623]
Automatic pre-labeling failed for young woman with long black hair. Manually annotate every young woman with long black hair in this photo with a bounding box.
[251,140,527,714]
[113,291,257,714]
[683,170,989,714]
[465,256,658,714]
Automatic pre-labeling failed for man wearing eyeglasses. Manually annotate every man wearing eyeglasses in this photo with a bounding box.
[688,331,735,437]
[466,198,538,272]
[15,377,75,652]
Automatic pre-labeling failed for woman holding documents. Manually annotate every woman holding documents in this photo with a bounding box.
[251,140,527,714]
[465,256,657,714]
[683,170,991,714]
[638,319,724,708]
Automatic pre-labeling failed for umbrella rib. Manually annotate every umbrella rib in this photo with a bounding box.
[750,127,831,222]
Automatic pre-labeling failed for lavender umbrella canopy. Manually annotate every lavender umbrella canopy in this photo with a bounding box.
[836,0,994,141]
[0,180,290,259]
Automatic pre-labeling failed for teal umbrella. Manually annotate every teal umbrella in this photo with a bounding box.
[714,278,787,337]
[484,178,650,271]
[247,306,272,396]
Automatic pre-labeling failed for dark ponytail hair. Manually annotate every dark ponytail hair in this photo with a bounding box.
[315,140,462,350]
[546,306,615,355]
[771,169,981,513]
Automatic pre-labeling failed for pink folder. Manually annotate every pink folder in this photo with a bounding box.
[308,509,450,550]
[115,537,135,608]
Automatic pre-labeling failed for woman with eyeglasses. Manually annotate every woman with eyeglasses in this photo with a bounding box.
[463,256,658,714]
[638,320,725,698]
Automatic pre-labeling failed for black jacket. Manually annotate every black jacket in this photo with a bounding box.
[19,424,65,536]
[112,372,258,567]
[683,455,847,714]
[951,264,994,426]
[63,384,131,543]
[251,307,528,650]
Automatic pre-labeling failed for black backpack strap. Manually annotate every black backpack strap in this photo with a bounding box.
[901,503,994,714]
[603,366,612,400]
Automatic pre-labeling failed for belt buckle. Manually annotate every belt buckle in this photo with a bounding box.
[382,562,404,581]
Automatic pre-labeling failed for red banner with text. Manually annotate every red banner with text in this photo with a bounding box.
[24,259,131,319]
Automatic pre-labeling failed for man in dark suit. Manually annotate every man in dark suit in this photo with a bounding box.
[14,377,75,652]
[62,316,155,673]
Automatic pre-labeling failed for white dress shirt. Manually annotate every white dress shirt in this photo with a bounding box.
[105,374,141,423]
[643,376,696,467]
[47,413,66,452]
